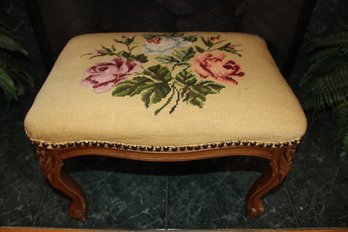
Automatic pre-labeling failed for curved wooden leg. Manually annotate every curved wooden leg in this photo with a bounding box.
[245,147,296,217]
[35,147,87,221]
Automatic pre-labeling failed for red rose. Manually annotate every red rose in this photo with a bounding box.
[192,52,244,85]
[81,57,141,93]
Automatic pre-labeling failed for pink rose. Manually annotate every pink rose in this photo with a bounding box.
[81,57,141,93]
[192,52,245,85]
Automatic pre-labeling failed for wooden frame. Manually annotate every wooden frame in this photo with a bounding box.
[34,143,297,221]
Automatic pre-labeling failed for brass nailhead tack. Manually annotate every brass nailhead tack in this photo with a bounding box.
[75,142,82,147]
[33,140,295,151]
[68,142,74,147]
[51,144,58,148]
[116,143,122,148]
[99,142,106,147]
[33,141,40,146]
[59,144,66,148]
[258,143,265,147]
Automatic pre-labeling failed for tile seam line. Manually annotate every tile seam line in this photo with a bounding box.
[284,180,300,227]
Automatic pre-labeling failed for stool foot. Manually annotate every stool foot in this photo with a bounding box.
[35,148,87,221]
[245,147,295,217]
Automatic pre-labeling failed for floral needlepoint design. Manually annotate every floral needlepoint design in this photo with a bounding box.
[143,35,191,55]
[81,33,245,114]
[81,57,141,93]
[192,52,244,85]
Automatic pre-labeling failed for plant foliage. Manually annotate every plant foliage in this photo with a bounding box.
[0,24,34,102]
[299,25,348,154]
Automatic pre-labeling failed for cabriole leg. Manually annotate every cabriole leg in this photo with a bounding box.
[35,148,87,221]
[245,147,296,217]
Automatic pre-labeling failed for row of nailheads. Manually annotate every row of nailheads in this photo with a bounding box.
[31,140,300,152]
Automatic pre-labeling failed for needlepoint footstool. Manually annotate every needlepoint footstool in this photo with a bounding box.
[24,32,307,221]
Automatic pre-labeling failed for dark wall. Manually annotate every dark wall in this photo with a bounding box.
[242,0,304,70]
[290,0,348,85]
[26,0,315,76]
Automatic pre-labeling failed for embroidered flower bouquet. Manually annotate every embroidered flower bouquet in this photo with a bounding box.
[81,33,245,115]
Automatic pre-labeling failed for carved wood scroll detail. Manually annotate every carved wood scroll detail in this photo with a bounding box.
[35,147,87,221]
[271,147,295,183]
[36,147,62,181]
[246,147,296,217]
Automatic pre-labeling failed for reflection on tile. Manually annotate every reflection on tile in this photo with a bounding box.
[166,157,297,229]
[286,112,348,227]
[34,157,167,229]
[0,111,45,226]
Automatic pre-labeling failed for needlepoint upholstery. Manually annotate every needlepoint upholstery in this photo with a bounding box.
[24,32,307,147]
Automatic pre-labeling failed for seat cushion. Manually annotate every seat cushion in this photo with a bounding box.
[24,32,307,148]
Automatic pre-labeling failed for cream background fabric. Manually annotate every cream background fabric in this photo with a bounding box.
[24,32,307,146]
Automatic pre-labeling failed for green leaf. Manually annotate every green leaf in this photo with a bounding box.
[10,74,25,96]
[143,34,159,40]
[201,36,213,47]
[0,50,34,89]
[121,51,131,59]
[114,36,135,45]
[156,56,179,64]
[133,54,148,63]
[300,59,348,110]
[217,43,242,56]
[175,70,225,108]
[172,47,196,62]
[141,83,171,108]
[0,28,28,55]
[145,65,172,82]
[156,47,196,67]
[195,46,205,53]
[170,32,184,37]
[0,68,17,101]
[183,35,198,42]
[175,69,197,86]
[112,76,153,97]
[196,81,225,94]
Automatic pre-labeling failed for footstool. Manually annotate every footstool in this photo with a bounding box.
[24,32,307,221]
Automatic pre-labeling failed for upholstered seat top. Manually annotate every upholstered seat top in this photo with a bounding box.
[24,32,306,149]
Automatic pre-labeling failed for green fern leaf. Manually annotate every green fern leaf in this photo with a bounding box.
[0,68,17,100]
[0,28,29,55]
[300,59,348,110]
